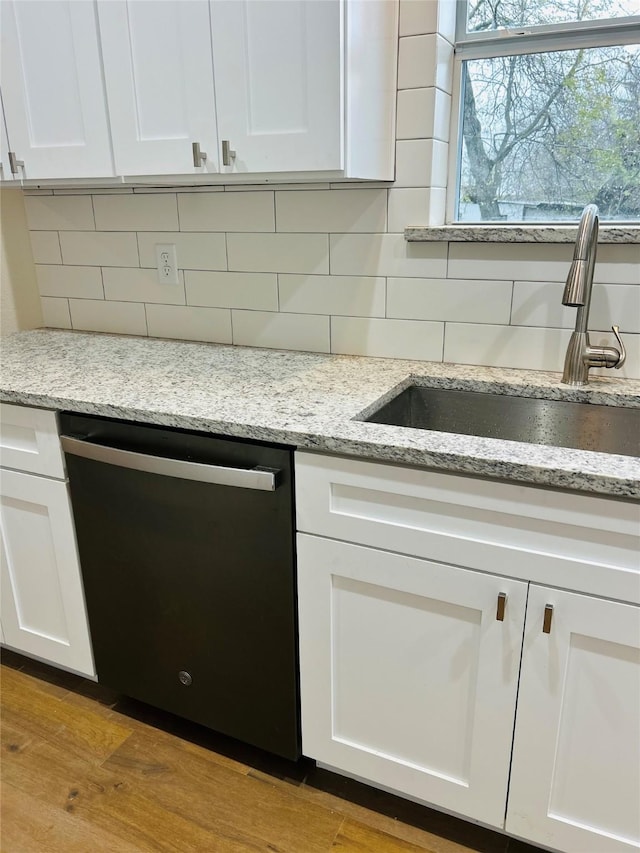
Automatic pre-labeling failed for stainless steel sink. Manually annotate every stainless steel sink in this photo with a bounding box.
[362,385,640,458]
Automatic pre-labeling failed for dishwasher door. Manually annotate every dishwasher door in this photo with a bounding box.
[60,412,300,760]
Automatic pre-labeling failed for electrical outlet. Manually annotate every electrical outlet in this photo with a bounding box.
[155,244,179,285]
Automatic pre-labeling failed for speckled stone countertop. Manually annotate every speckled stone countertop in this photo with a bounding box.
[404,225,640,243]
[2,329,639,498]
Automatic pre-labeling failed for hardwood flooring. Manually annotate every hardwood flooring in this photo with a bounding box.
[0,651,541,853]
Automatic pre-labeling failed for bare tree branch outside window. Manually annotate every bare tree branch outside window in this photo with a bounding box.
[456,0,640,221]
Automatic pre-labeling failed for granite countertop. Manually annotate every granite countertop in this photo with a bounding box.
[1,329,639,498]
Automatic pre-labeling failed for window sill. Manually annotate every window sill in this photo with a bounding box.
[404,224,640,244]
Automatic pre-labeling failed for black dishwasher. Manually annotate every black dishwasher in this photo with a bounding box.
[60,412,300,760]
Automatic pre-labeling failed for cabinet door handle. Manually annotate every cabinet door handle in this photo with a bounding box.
[222,140,236,166]
[543,604,554,634]
[192,142,207,167]
[496,592,507,621]
[8,151,24,175]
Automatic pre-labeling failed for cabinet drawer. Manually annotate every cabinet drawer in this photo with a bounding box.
[295,452,640,604]
[0,403,64,478]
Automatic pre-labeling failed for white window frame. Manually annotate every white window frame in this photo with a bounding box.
[446,1,640,224]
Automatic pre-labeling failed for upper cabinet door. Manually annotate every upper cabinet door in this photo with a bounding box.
[210,0,342,174]
[98,0,219,176]
[0,1,113,179]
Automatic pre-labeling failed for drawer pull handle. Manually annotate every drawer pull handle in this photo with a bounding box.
[543,604,554,634]
[496,592,507,621]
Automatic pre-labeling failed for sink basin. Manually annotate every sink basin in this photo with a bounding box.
[362,385,640,458]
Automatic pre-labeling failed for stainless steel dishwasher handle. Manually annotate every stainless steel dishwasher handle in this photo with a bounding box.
[60,435,280,491]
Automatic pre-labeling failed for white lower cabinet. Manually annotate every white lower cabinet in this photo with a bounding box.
[506,586,640,853]
[298,534,528,828]
[295,451,640,853]
[0,404,94,677]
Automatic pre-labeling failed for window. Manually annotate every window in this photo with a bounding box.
[452,0,640,223]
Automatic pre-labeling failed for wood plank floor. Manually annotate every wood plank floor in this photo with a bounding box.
[0,651,541,853]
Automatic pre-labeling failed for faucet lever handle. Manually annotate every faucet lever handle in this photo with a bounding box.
[611,325,626,369]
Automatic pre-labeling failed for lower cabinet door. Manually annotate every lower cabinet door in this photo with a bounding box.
[506,585,640,853]
[0,468,94,677]
[297,533,528,828]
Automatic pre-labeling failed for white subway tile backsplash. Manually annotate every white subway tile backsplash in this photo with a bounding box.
[279,274,386,317]
[396,88,435,140]
[388,278,513,323]
[396,88,451,142]
[69,299,147,336]
[331,317,444,360]
[103,267,185,305]
[227,233,329,274]
[330,233,447,278]
[232,310,330,353]
[59,231,139,267]
[449,243,640,285]
[434,34,454,94]
[24,195,94,231]
[93,194,179,231]
[432,89,452,142]
[137,232,227,271]
[444,323,572,372]
[593,245,640,285]
[276,189,387,233]
[29,231,62,264]
[429,140,449,189]
[40,297,71,329]
[399,0,437,36]
[178,191,275,232]
[398,34,453,92]
[394,140,429,188]
[395,139,448,189]
[511,281,640,334]
[398,0,455,40]
[145,304,232,344]
[36,264,104,300]
[398,34,435,89]
[388,189,425,233]
[185,271,278,311]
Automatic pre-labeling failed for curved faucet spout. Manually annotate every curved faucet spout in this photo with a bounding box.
[561,204,625,385]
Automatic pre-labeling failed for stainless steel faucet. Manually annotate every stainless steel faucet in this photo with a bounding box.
[561,204,626,385]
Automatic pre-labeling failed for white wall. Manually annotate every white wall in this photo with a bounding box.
[19,0,640,377]
[1,188,42,335]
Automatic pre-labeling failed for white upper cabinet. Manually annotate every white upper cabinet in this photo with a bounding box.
[210,0,342,174]
[0,0,114,179]
[97,0,219,177]
[0,0,397,182]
